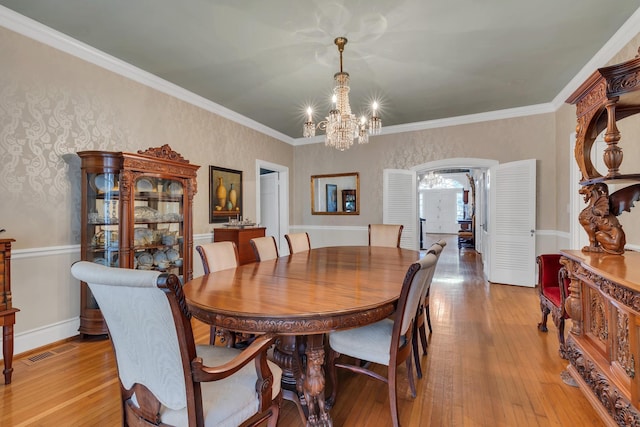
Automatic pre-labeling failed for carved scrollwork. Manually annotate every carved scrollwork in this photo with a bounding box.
[137,144,188,163]
[615,310,634,379]
[589,290,608,343]
[566,337,640,426]
[608,72,640,96]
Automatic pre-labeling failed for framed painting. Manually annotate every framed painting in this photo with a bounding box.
[326,183,338,212]
[209,166,242,223]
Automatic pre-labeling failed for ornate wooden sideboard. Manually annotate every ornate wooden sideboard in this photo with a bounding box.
[213,227,266,265]
[0,238,18,384]
[561,250,640,426]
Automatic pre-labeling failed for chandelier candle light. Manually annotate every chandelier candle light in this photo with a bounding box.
[303,37,382,151]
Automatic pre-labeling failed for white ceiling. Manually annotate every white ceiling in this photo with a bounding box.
[1,1,639,141]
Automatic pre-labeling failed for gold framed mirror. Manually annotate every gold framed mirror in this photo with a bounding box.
[311,172,359,215]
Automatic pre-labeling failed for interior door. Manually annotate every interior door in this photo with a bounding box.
[383,169,418,250]
[488,159,536,286]
[260,172,280,250]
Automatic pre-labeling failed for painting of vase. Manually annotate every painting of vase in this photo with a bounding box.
[209,166,243,223]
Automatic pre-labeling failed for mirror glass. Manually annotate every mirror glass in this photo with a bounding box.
[311,172,359,215]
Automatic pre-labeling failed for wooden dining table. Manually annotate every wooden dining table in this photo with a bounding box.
[182,245,422,427]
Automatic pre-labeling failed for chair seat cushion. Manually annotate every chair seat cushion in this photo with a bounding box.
[330,318,405,366]
[159,345,282,427]
[542,286,561,307]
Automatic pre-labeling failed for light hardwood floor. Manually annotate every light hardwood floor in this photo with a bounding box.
[0,235,604,426]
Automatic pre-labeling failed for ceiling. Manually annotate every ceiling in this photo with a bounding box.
[1,1,639,142]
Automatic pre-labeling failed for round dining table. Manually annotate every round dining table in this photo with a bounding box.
[183,245,422,427]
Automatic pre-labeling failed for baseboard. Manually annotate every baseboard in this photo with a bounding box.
[6,317,80,358]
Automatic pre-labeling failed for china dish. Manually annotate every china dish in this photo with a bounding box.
[134,228,154,246]
[166,248,180,261]
[137,251,153,266]
[93,174,116,193]
[136,178,154,192]
[153,250,167,265]
[134,206,160,222]
[167,182,183,195]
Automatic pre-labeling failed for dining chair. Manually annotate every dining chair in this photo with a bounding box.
[368,224,403,248]
[70,261,282,427]
[326,253,438,427]
[285,232,311,254]
[536,253,571,358]
[249,236,279,261]
[196,241,248,347]
[413,239,446,379]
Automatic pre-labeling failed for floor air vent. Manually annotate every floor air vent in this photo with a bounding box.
[22,344,78,366]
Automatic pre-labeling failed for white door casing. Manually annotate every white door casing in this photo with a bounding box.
[255,160,289,254]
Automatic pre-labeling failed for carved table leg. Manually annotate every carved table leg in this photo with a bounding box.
[561,258,583,336]
[302,334,332,427]
[272,335,307,424]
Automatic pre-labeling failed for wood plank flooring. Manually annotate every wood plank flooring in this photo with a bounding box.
[0,235,604,426]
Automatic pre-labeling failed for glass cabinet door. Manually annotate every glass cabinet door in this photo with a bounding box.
[133,176,185,282]
[86,172,120,269]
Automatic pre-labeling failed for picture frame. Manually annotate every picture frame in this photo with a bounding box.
[209,166,242,223]
[326,183,338,212]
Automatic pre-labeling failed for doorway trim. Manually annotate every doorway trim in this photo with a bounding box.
[255,160,289,253]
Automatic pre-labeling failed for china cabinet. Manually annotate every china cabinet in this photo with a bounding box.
[78,145,199,336]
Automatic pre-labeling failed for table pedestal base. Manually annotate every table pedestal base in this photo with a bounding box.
[274,334,332,427]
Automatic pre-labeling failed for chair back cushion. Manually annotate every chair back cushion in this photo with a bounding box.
[250,236,279,261]
[400,253,438,335]
[369,224,403,248]
[285,233,311,254]
[71,262,188,410]
[537,254,562,292]
[197,241,239,274]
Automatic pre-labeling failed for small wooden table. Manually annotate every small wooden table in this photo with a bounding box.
[0,238,18,385]
[183,246,421,426]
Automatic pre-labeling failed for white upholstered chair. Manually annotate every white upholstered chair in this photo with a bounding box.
[71,261,282,427]
[249,236,279,261]
[196,241,239,275]
[196,241,246,346]
[284,232,311,254]
[326,253,438,427]
[413,239,446,379]
[368,224,403,248]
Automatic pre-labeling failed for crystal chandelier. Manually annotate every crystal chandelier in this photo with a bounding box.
[303,37,381,151]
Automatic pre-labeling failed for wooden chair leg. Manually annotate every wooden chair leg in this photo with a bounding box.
[388,365,401,427]
[537,303,550,332]
[426,304,433,334]
[412,321,423,379]
[326,347,340,408]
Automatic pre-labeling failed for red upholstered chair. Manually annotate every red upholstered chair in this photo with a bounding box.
[536,254,571,358]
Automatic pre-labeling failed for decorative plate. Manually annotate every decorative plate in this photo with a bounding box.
[136,178,154,192]
[134,228,154,246]
[167,182,183,195]
[166,248,180,261]
[94,174,115,193]
[153,250,167,265]
[137,251,153,266]
[93,257,107,266]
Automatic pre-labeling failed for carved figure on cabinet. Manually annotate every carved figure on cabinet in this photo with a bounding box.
[578,183,626,255]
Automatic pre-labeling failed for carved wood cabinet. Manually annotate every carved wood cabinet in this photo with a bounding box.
[561,250,640,426]
[78,145,199,336]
